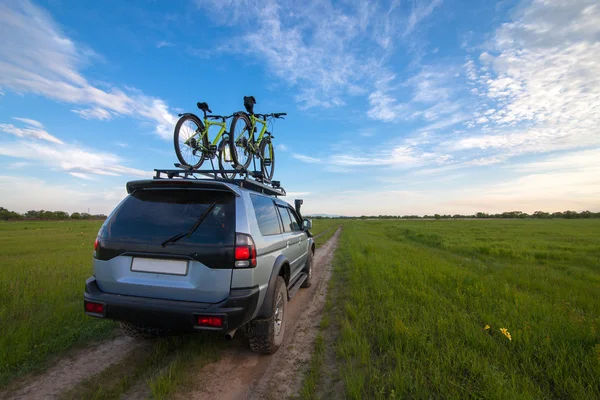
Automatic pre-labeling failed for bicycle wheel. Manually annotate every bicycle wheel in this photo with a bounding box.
[217,138,236,179]
[259,139,275,181]
[228,113,252,169]
[174,114,208,168]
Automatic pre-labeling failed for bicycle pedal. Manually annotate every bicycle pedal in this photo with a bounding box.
[209,145,217,152]
[272,180,280,188]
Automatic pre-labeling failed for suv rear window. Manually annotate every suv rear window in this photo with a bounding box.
[250,194,281,236]
[103,189,235,245]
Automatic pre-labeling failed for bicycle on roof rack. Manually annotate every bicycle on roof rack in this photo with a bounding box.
[173,102,237,177]
[228,96,286,182]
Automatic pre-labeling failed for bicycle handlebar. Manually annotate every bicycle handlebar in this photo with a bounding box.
[255,112,287,119]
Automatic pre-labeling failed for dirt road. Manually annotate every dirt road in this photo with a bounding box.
[2,228,340,400]
[178,228,341,400]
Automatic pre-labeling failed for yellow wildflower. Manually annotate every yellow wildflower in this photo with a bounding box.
[500,328,512,341]
[484,325,490,330]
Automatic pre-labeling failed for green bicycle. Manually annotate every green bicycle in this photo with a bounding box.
[173,102,236,177]
[228,96,286,181]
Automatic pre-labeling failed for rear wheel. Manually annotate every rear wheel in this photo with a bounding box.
[259,139,275,181]
[247,276,287,354]
[228,113,253,169]
[174,114,208,168]
[120,322,169,339]
[218,138,236,179]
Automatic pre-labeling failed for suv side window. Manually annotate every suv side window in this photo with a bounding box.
[288,208,303,232]
[250,194,281,236]
[277,205,293,232]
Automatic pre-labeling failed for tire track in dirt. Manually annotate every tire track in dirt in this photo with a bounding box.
[178,227,341,400]
[1,337,144,400]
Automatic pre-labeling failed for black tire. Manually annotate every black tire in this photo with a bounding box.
[217,138,236,179]
[301,247,314,288]
[247,276,287,354]
[259,138,275,181]
[120,322,168,339]
[228,113,253,169]
[174,114,208,168]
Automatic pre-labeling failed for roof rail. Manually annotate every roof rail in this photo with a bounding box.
[151,164,286,197]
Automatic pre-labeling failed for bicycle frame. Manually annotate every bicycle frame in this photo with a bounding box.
[188,118,228,152]
[248,114,270,150]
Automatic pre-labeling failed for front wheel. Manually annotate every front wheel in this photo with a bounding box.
[173,114,208,168]
[259,139,275,181]
[228,113,253,169]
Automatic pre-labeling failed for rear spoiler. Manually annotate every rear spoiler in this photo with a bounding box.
[126,179,240,196]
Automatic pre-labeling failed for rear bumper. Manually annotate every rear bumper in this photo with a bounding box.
[84,277,259,331]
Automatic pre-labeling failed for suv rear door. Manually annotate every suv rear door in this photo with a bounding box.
[94,188,236,303]
[277,205,307,278]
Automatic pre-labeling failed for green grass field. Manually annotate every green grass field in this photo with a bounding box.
[0,220,114,387]
[304,219,600,399]
[0,218,337,391]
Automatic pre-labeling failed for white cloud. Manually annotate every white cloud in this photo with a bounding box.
[292,153,320,163]
[0,122,63,144]
[277,143,288,151]
[12,117,44,128]
[156,40,174,48]
[70,172,95,180]
[463,0,600,159]
[0,132,149,178]
[0,1,177,139]
[71,107,113,121]
[0,175,126,214]
[198,0,441,109]
[404,0,443,37]
[359,128,375,137]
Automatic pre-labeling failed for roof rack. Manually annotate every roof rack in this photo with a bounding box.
[152,163,286,197]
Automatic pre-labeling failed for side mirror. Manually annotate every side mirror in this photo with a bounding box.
[302,218,312,230]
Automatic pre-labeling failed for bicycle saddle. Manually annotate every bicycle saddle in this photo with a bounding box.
[197,102,212,113]
[243,96,256,114]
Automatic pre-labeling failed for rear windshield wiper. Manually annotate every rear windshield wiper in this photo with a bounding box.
[161,202,217,247]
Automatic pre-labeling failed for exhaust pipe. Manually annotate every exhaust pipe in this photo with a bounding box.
[225,328,237,340]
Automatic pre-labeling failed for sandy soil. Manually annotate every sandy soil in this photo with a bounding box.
[178,228,341,400]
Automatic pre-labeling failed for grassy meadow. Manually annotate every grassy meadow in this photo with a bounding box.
[304,219,600,399]
[0,220,114,387]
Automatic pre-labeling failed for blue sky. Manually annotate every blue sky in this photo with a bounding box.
[1,0,599,216]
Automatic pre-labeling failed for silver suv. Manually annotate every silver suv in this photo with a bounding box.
[84,176,314,354]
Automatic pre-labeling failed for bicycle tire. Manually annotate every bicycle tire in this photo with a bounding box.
[228,113,253,169]
[174,114,208,168]
[259,138,275,181]
[217,138,236,179]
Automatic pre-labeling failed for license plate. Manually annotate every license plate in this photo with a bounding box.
[131,258,188,275]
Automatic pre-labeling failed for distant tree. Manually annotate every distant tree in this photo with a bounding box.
[71,212,81,219]
[434,214,441,220]
[80,212,91,220]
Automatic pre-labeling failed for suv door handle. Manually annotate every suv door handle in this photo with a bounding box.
[286,240,290,247]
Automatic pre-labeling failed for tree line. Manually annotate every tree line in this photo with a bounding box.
[0,207,107,221]
[308,210,600,220]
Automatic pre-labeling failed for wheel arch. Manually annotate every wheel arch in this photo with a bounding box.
[256,254,289,319]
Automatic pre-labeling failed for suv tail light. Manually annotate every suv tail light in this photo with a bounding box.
[93,237,99,258]
[235,233,256,268]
